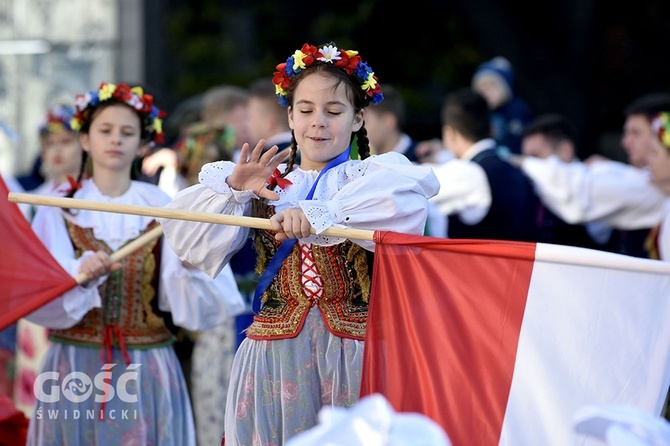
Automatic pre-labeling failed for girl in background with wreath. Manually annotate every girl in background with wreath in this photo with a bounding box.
[25,83,240,446]
[14,104,83,420]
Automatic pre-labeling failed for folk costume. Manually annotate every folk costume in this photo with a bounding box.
[25,178,238,446]
[161,150,438,444]
[15,106,79,418]
[445,140,540,242]
[519,154,666,257]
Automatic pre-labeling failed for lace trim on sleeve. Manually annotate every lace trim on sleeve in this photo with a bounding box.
[199,160,257,202]
[198,161,235,193]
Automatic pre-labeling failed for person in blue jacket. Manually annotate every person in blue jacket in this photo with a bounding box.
[472,56,533,155]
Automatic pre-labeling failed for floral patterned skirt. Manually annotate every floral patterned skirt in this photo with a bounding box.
[191,317,238,446]
[224,306,364,446]
[27,342,195,446]
[14,319,50,418]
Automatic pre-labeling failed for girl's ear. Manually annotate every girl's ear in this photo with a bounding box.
[353,109,365,132]
[287,106,295,130]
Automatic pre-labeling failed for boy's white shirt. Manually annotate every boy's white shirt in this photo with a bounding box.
[520,155,665,230]
[427,139,498,227]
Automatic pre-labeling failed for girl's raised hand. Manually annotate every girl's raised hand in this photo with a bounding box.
[226,140,291,201]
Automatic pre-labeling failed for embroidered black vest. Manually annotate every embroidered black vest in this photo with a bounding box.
[49,220,173,349]
[244,202,373,340]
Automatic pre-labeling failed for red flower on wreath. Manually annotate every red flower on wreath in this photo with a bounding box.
[114,83,132,101]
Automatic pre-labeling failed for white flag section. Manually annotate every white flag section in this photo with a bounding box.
[362,233,670,446]
[503,243,670,445]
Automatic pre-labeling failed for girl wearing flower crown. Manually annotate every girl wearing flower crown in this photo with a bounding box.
[160,43,440,445]
[25,82,244,446]
[34,105,83,195]
[12,104,83,419]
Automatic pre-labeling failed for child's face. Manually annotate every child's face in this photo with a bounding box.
[473,76,509,109]
[80,104,142,175]
[621,114,655,169]
[521,133,555,159]
[246,96,274,144]
[41,130,81,181]
[363,108,392,155]
[288,72,364,171]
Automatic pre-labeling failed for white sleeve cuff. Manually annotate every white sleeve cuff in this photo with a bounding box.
[300,200,341,234]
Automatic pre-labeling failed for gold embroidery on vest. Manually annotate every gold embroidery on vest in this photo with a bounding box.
[49,220,172,348]
[141,252,163,328]
[246,202,371,340]
[347,243,370,304]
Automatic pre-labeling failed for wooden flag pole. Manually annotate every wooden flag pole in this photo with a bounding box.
[8,192,376,241]
[74,225,164,284]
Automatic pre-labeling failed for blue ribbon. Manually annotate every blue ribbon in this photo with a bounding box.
[251,146,351,314]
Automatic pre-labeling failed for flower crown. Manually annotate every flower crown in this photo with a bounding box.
[272,43,384,107]
[70,82,167,144]
[39,105,75,136]
[652,112,670,149]
[176,122,236,165]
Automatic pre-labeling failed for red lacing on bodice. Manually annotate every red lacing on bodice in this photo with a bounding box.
[300,242,323,305]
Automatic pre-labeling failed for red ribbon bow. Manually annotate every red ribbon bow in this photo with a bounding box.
[66,176,82,193]
[267,168,292,190]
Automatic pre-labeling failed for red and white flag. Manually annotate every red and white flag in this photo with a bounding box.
[0,176,76,330]
[362,231,670,446]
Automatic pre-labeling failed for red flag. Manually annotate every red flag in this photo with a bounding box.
[0,176,76,331]
[362,231,670,445]
[0,394,28,444]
